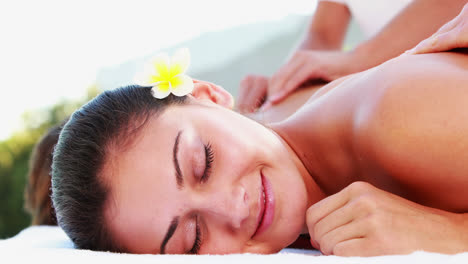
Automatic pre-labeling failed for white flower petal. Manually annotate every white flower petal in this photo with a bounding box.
[151,82,172,99]
[170,48,190,77]
[170,74,194,96]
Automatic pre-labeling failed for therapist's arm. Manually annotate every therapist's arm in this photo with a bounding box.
[298,1,351,50]
[351,0,467,72]
[237,1,350,113]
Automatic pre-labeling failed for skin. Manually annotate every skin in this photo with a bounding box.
[237,0,467,112]
[104,7,468,254]
[272,51,468,255]
[105,92,325,254]
[104,49,468,256]
[409,3,468,55]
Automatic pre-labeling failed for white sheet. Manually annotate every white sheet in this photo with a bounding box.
[1,226,467,264]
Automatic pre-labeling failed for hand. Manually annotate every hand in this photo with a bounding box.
[237,74,269,113]
[306,182,467,256]
[264,50,357,109]
[407,3,468,54]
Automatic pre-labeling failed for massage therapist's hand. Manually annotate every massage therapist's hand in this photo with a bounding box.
[408,3,468,54]
[237,74,269,113]
[263,50,358,109]
[306,182,467,256]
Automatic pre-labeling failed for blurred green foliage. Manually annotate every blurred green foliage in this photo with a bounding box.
[0,86,99,239]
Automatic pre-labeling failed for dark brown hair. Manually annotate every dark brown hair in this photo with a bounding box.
[24,123,65,225]
[51,85,187,252]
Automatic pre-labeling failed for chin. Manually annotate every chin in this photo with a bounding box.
[262,231,303,254]
[266,214,306,253]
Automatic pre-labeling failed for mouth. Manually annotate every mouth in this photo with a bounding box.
[252,170,275,238]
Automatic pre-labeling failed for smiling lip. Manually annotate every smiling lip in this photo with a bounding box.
[253,171,275,238]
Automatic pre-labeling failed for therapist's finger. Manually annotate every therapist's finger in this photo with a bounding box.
[238,75,267,113]
[237,76,253,112]
[269,53,306,98]
[269,62,322,104]
[411,29,466,54]
[432,14,460,36]
[408,4,466,54]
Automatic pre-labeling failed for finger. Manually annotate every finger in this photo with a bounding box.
[331,238,368,257]
[432,15,460,36]
[407,16,460,55]
[240,78,267,113]
[318,220,367,255]
[307,190,351,243]
[269,55,306,97]
[258,100,273,112]
[411,30,462,54]
[269,64,320,104]
[252,77,268,107]
[313,200,362,243]
[238,76,261,113]
[237,77,253,112]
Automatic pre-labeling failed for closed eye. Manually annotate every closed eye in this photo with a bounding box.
[187,143,213,254]
[188,215,202,254]
[200,142,214,183]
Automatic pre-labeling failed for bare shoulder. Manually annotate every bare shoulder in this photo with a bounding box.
[355,51,468,212]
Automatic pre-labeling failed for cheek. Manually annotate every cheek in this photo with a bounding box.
[213,131,261,177]
[200,233,245,254]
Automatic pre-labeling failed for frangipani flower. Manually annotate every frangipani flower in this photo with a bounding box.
[135,48,194,99]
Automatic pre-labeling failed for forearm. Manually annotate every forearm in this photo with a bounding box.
[351,0,467,72]
[429,210,468,253]
[298,1,351,51]
[299,31,344,51]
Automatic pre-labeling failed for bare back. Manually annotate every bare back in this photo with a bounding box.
[275,51,468,212]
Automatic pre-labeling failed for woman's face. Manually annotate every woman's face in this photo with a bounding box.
[104,98,312,254]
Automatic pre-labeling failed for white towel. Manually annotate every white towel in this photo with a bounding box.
[1,226,467,264]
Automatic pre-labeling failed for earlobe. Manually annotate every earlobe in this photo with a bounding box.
[191,80,234,109]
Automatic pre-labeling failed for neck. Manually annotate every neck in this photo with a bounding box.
[267,122,326,213]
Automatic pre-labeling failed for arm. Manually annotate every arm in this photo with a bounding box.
[307,181,468,256]
[265,0,466,107]
[236,1,350,113]
[351,0,467,72]
[298,1,351,50]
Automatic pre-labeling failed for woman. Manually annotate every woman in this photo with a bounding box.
[51,11,468,257]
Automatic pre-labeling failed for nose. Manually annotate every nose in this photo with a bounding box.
[193,185,249,229]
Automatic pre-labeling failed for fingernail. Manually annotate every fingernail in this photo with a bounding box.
[259,102,272,111]
[269,94,280,102]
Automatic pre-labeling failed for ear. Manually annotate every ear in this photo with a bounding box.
[191,80,234,109]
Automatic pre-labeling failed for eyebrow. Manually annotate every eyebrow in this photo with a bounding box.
[160,216,179,254]
[173,130,184,189]
[159,130,184,254]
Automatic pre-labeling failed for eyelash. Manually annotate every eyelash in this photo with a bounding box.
[188,217,202,254]
[200,143,214,183]
[188,143,213,254]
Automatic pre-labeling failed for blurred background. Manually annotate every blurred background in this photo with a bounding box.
[0,0,362,239]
